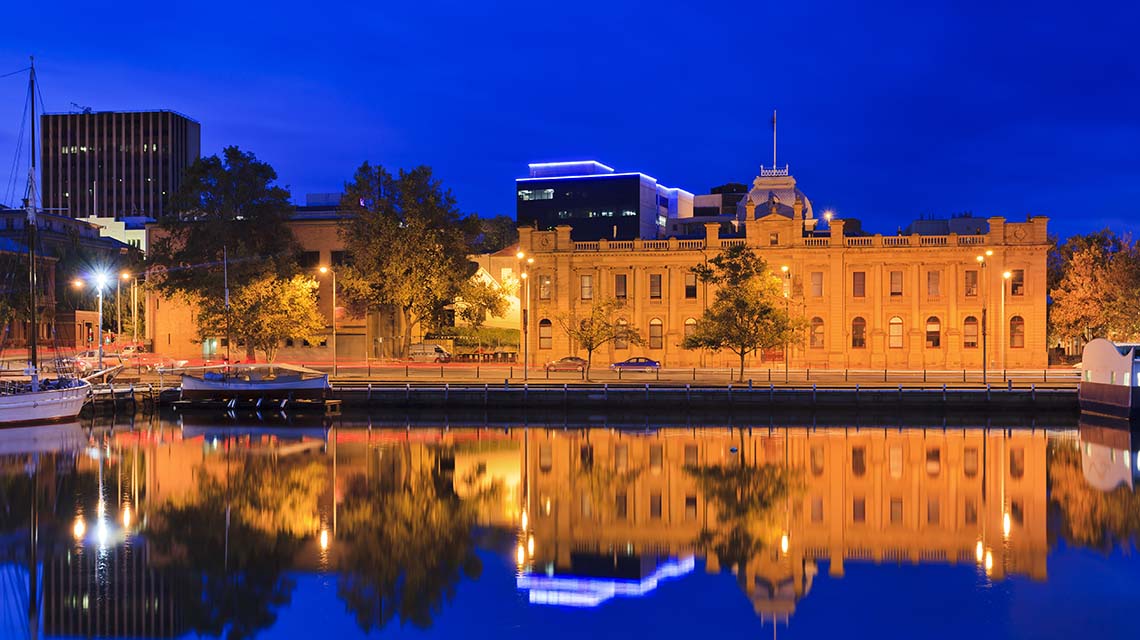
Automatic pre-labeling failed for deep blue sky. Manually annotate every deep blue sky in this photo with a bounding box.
[1,0,1137,239]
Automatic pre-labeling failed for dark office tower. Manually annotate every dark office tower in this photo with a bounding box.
[40,110,201,219]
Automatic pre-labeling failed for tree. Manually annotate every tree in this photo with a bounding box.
[455,275,510,348]
[473,215,519,254]
[148,147,298,321]
[682,245,797,380]
[338,163,479,357]
[196,275,325,363]
[1049,231,1140,343]
[556,298,643,377]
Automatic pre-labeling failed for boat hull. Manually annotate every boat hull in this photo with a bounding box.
[0,381,91,426]
[1078,380,1140,420]
[180,374,329,401]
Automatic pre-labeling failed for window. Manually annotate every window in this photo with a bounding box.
[650,444,663,470]
[964,316,979,348]
[810,317,824,348]
[810,271,823,297]
[615,444,629,471]
[1010,269,1025,296]
[852,446,866,476]
[1010,316,1025,348]
[649,274,662,300]
[581,493,592,518]
[684,318,697,339]
[614,274,627,299]
[539,443,552,472]
[965,498,978,525]
[964,447,979,477]
[926,316,941,348]
[649,319,663,349]
[888,317,903,348]
[616,492,628,520]
[811,497,824,522]
[518,188,554,201]
[889,445,903,478]
[852,317,866,349]
[964,270,979,297]
[684,273,697,299]
[685,495,697,520]
[927,498,940,525]
[810,446,824,476]
[926,448,941,477]
[852,271,866,297]
[684,444,698,466]
[769,232,779,246]
[538,319,552,349]
[890,270,903,296]
[615,319,629,350]
[1010,448,1025,478]
[538,275,552,300]
[580,275,593,300]
[927,271,941,297]
[580,445,594,470]
[650,492,662,519]
[890,498,903,524]
[853,497,866,523]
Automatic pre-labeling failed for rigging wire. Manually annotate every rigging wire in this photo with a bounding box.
[3,87,30,208]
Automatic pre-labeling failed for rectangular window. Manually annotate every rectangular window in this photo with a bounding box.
[684,444,698,466]
[518,188,554,201]
[649,274,662,300]
[927,271,941,297]
[769,232,779,246]
[650,492,662,519]
[965,497,978,525]
[538,275,552,300]
[614,274,627,299]
[650,444,663,470]
[890,498,903,524]
[1011,269,1025,296]
[580,275,593,300]
[685,495,697,520]
[684,273,697,299]
[811,497,824,523]
[616,492,628,520]
[890,270,903,296]
[853,497,866,523]
[927,498,940,525]
[852,271,866,298]
[964,270,978,297]
[810,271,823,297]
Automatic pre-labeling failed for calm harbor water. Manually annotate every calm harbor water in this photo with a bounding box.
[1,410,1138,639]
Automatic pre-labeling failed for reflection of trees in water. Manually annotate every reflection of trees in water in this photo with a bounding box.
[684,438,802,585]
[1049,442,1140,552]
[0,454,99,538]
[334,447,490,633]
[148,457,326,640]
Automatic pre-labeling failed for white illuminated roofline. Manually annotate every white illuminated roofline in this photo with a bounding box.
[517,556,695,608]
[528,160,616,173]
[518,173,693,198]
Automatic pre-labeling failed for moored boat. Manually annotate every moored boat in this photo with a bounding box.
[1077,338,1140,420]
[180,364,330,402]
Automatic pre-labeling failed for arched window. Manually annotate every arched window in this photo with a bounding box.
[649,318,663,349]
[888,316,904,348]
[615,318,629,350]
[925,316,941,348]
[684,317,697,339]
[810,317,824,348]
[538,319,552,349]
[851,317,867,349]
[963,316,979,348]
[1010,316,1025,348]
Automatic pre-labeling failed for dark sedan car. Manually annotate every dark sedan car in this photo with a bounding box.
[609,357,661,373]
[545,356,588,372]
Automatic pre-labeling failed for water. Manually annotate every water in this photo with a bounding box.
[1,410,1138,639]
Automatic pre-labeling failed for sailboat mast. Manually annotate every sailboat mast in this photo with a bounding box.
[26,57,39,389]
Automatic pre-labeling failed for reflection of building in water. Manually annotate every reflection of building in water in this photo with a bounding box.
[520,428,1049,621]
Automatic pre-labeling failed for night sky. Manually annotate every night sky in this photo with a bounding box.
[1,0,1137,239]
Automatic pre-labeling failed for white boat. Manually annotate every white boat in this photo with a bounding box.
[180,364,330,401]
[0,61,91,426]
[1078,338,1140,420]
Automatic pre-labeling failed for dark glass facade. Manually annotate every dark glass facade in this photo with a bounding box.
[517,174,646,241]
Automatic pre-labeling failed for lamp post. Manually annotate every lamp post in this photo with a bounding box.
[976,250,993,383]
[516,250,533,379]
[1001,270,1011,372]
[87,271,110,370]
[319,266,337,376]
[781,265,790,383]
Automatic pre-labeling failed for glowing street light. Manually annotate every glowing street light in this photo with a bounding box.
[318,266,338,376]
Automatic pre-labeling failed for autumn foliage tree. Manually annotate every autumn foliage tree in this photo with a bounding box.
[1049,231,1140,343]
[196,275,325,362]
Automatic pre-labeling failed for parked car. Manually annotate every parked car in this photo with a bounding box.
[407,343,452,363]
[610,357,661,373]
[545,356,588,372]
[112,345,189,371]
[74,350,123,373]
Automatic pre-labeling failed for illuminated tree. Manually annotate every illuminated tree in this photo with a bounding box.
[195,274,325,362]
[556,298,644,378]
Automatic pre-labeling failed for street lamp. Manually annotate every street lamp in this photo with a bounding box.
[975,251,993,383]
[75,272,111,369]
[319,266,337,376]
[516,251,533,379]
[781,265,790,383]
[1001,270,1011,372]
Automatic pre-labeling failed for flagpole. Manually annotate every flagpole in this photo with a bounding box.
[772,109,777,169]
